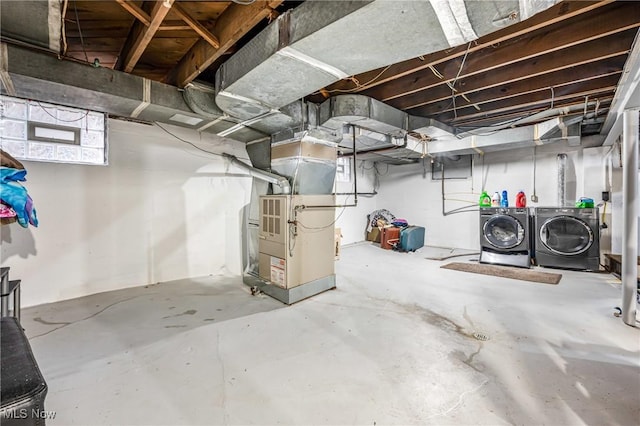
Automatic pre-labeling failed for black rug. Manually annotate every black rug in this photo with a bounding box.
[441,262,562,285]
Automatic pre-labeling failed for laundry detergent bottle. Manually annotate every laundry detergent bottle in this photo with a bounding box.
[491,192,501,207]
[516,190,527,208]
[479,191,491,207]
[501,190,509,208]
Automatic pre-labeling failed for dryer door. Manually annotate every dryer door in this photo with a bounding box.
[539,215,593,255]
[483,215,525,249]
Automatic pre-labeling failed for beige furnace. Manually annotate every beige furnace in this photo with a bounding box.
[258,194,336,293]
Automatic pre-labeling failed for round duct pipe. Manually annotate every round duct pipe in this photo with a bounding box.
[557,153,567,207]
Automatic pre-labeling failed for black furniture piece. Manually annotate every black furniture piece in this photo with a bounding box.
[1,267,21,321]
[0,317,49,425]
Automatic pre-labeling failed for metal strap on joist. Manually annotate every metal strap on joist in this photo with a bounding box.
[533,123,543,145]
[197,116,227,132]
[131,78,151,118]
[558,119,568,139]
[429,0,478,47]
[276,46,349,80]
[0,43,17,97]
[470,135,484,154]
[217,110,279,137]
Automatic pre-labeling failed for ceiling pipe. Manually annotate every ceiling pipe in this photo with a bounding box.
[621,109,638,327]
[223,153,291,194]
[426,117,582,156]
[557,153,568,207]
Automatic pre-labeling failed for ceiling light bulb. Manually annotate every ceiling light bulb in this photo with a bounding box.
[162,0,172,8]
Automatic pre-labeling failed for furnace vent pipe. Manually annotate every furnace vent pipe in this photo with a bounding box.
[223,153,291,194]
[557,153,567,207]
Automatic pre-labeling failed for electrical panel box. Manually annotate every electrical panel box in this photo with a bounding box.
[258,194,335,289]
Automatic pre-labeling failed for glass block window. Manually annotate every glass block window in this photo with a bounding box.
[0,96,107,165]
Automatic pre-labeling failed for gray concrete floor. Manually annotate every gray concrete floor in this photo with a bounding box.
[23,243,640,425]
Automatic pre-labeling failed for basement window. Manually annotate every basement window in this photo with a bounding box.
[336,157,351,182]
[28,123,79,144]
[0,96,108,165]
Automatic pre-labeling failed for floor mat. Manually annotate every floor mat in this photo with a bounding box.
[441,262,562,284]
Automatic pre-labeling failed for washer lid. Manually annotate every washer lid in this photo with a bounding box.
[483,215,525,249]
[540,215,593,255]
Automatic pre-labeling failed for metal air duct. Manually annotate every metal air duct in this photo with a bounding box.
[215,0,558,122]
[0,43,269,143]
[223,153,291,194]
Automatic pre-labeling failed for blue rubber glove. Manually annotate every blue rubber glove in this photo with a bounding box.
[0,181,37,227]
[0,167,27,183]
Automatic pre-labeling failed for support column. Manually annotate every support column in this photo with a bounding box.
[621,109,638,327]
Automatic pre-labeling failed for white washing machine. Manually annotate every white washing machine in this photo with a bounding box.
[479,207,531,268]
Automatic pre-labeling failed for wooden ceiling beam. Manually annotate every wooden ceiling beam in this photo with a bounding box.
[425,81,618,124]
[440,90,616,126]
[158,23,192,31]
[452,100,612,129]
[115,0,151,26]
[316,0,615,98]
[113,1,191,32]
[171,3,220,49]
[165,0,283,88]
[389,31,635,110]
[117,0,175,73]
[368,3,640,104]
[423,69,623,117]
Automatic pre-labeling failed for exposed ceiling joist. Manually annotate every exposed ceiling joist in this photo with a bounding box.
[114,0,150,26]
[165,0,283,88]
[316,0,614,97]
[449,91,615,127]
[114,1,190,31]
[171,3,219,49]
[372,5,640,104]
[430,71,622,117]
[156,23,191,31]
[117,0,175,73]
[2,0,637,148]
[453,100,612,129]
[390,33,633,111]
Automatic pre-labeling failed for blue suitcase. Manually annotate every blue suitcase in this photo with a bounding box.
[400,226,425,252]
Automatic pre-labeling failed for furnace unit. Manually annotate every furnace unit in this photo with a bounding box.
[243,132,338,304]
[258,195,336,295]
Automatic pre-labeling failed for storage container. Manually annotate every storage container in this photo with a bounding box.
[381,227,401,250]
[400,226,425,252]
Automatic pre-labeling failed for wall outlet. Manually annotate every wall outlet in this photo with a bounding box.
[602,191,610,202]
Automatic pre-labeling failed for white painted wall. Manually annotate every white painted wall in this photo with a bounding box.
[334,160,379,245]
[376,142,616,251]
[1,119,251,307]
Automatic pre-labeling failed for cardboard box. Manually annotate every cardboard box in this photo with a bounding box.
[367,227,381,243]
